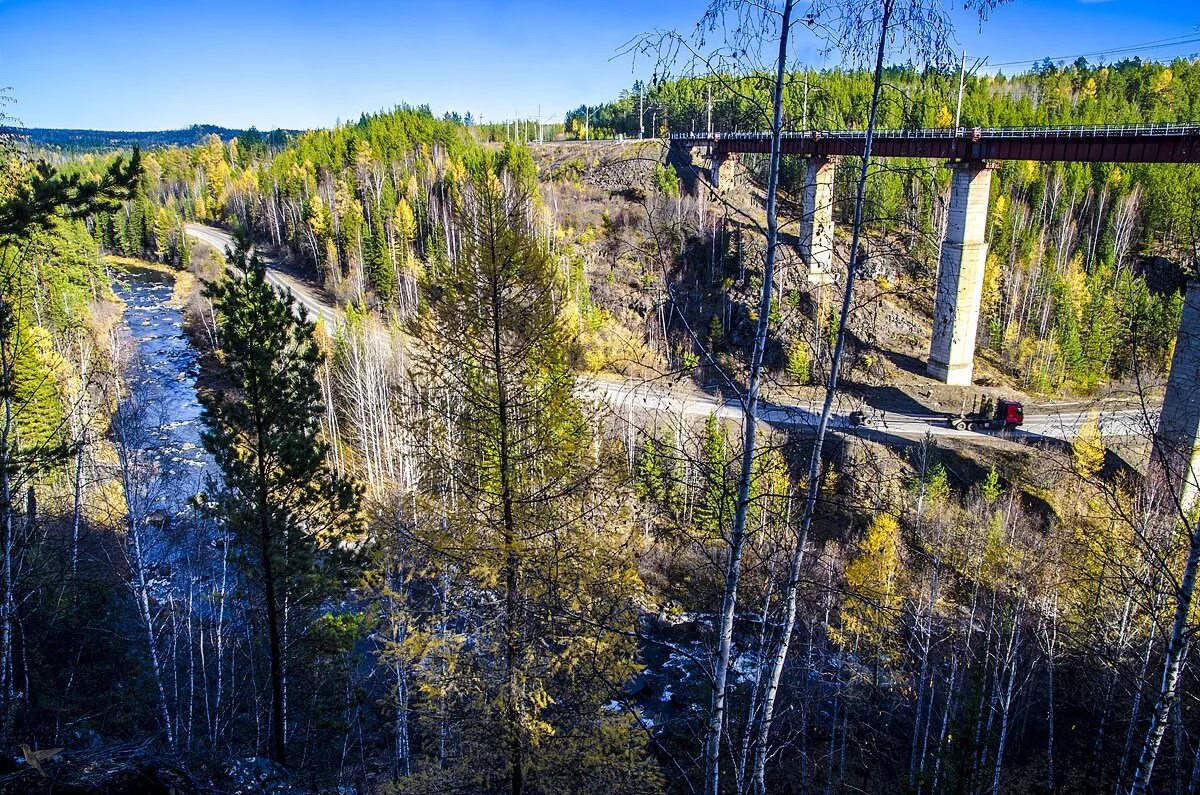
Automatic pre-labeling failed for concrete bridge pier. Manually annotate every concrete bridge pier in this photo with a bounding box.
[710,152,739,188]
[799,156,837,285]
[1153,282,1200,508]
[927,160,996,385]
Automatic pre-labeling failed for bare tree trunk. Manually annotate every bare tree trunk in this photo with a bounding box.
[69,335,92,581]
[213,529,229,749]
[738,548,779,795]
[750,515,808,795]
[704,7,794,794]
[973,592,1001,789]
[186,573,197,749]
[113,380,177,751]
[1094,590,1136,769]
[0,282,18,748]
[825,654,844,795]
[909,561,941,789]
[990,605,1022,794]
[930,655,958,794]
[251,398,287,767]
[1130,518,1200,795]
[1045,595,1059,793]
[1187,732,1200,795]
[749,5,894,791]
[394,643,411,779]
[1117,600,1160,793]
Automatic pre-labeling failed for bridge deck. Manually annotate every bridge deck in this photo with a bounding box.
[676,123,1200,163]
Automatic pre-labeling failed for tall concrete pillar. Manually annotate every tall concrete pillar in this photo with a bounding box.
[710,153,738,188]
[927,161,995,385]
[799,156,837,285]
[1152,282,1200,508]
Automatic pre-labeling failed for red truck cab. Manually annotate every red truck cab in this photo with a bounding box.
[997,399,1024,430]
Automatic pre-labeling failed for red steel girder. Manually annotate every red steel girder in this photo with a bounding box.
[695,125,1200,164]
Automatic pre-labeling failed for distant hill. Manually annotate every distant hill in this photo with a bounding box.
[4,124,296,152]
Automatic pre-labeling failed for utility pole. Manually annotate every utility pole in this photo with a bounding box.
[585,106,590,141]
[651,110,657,139]
[706,84,713,137]
[803,72,809,130]
[639,86,644,139]
[537,104,542,143]
[954,50,967,129]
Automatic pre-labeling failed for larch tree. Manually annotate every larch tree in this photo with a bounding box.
[408,152,656,794]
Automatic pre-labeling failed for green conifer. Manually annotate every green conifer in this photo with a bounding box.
[200,239,363,766]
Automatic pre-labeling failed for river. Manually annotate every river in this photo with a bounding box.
[113,264,213,512]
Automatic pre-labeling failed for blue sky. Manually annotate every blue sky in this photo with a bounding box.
[1,0,1196,131]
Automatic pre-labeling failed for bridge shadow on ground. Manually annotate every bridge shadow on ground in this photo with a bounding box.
[665,144,708,197]
[849,384,938,417]
[878,348,933,381]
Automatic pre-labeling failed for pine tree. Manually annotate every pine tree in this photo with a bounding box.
[200,240,363,766]
[366,215,396,302]
[695,414,733,540]
[635,437,665,503]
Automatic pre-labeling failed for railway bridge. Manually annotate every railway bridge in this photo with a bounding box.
[672,123,1200,500]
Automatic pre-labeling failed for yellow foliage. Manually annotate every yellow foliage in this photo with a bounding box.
[992,194,1008,225]
[1152,68,1173,94]
[1082,78,1098,100]
[1072,414,1106,479]
[836,513,904,649]
[27,325,70,385]
[1019,160,1039,184]
[578,225,599,246]
[392,199,416,247]
[576,312,646,373]
[170,270,197,310]
[1062,253,1089,323]
[306,194,329,239]
[981,251,1002,316]
[935,105,954,128]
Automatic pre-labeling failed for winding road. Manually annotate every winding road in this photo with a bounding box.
[584,377,1157,444]
[184,224,341,329]
[184,224,1158,446]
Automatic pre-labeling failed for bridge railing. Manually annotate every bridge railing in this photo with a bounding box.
[671,122,1200,142]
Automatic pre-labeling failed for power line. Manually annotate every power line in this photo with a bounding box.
[987,32,1200,66]
[985,33,1200,69]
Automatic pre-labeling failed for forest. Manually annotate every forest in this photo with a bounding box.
[2,1,1200,792]
[10,125,289,154]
